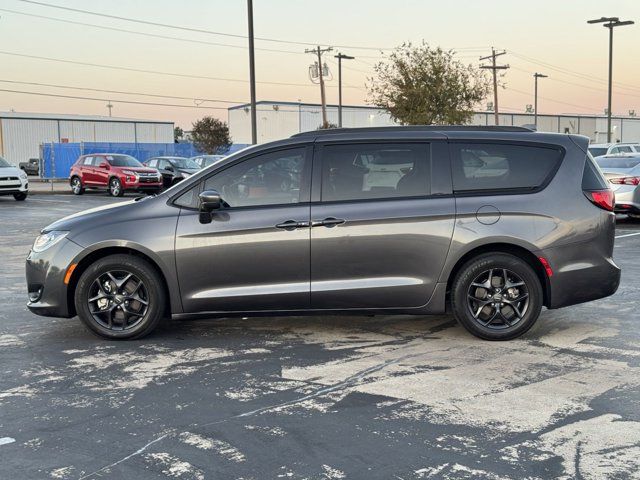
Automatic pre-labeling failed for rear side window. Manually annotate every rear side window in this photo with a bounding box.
[320,143,430,202]
[582,153,609,190]
[451,143,563,193]
[82,156,94,166]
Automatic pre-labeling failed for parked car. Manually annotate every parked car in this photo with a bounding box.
[69,154,162,197]
[0,156,28,201]
[588,142,640,158]
[19,158,39,176]
[594,153,640,218]
[26,126,620,341]
[191,155,226,169]
[144,156,200,188]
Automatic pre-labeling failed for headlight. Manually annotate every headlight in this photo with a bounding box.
[19,172,28,180]
[122,170,138,177]
[32,231,69,253]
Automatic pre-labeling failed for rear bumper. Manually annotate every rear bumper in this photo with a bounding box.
[613,186,640,214]
[540,241,620,309]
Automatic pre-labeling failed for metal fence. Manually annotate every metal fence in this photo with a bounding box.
[40,142,248,179]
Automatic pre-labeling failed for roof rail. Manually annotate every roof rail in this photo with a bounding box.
[291,125,534,138]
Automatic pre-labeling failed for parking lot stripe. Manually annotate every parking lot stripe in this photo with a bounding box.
[0,437,15,446]
[615,232,640,239]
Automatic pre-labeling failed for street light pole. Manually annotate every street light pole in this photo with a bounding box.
[334,52,354,127]
[588,16,634,143]
[247,0,257,144]
[533,73,547,128]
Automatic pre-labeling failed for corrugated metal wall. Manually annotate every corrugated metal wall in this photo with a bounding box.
[0,118,174,166]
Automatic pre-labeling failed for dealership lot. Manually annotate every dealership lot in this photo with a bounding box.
[1,194,640,479]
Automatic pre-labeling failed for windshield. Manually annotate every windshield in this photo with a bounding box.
[0,156,10,167]
[595,157,640,169]
[588,147,608,158]
[107,155,143,167]
[170,157,199,169]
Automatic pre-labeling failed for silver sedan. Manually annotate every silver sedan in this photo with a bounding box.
[595,154,640,219]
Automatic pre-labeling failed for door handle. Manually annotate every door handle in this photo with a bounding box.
[311,217,346,228]
[275,220,310,230]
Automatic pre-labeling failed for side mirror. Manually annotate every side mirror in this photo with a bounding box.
[99,161,110,169]
[199,190,222,212]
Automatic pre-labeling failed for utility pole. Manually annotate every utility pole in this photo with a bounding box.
[480,48,509,126]
[306,46,333,128]
[533,73,548,128]
[588,17,634,143]
[247,0,257,144]
[334,52,354,127]
[106,100,113,117]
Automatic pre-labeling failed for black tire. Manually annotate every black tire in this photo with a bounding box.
[13,192,27,201]
[74,254,166,339]
[109,177,124,197]
[451,253,543,341]
[70,176,84,195]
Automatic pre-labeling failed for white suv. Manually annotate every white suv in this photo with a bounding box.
[589,143,640,158]
[0,156,29,201]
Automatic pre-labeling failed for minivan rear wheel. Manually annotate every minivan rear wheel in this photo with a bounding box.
[451,253,542,340]
[74,254,165,339]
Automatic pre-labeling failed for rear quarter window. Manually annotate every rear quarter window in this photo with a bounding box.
[451,143,563,193]
[582,153,609,190]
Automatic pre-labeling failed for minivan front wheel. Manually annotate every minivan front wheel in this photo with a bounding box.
[74,254,165,339]
[451,253,542,340]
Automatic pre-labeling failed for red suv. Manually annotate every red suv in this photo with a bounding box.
[69,154,162,196]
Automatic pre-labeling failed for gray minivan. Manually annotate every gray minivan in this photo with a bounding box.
[25,126,620,340]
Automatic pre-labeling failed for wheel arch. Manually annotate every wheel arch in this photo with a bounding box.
[445,242,550,307]
[66,245,177,318]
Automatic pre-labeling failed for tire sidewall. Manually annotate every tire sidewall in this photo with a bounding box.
[74,255,164,339]
[452,253,543,341]
[70,177,83,195]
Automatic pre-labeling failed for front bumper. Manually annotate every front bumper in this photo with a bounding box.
[122,175,163,192]
[25,238,84,318]
[0,177,28,195]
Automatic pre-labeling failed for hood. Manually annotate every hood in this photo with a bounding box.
[177,168,200,175]
[120,167,158,174]
[43,198,142,233]
[0,166,25,177]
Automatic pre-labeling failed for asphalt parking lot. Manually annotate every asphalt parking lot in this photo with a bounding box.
[1,193,640,480]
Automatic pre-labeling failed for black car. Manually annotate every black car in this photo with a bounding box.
[191,155,225,169]
[144,156,200,188]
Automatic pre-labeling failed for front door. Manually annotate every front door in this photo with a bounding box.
[175,146,312,313]
[310,141,455,310]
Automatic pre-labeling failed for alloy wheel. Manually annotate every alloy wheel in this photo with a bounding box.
[110,179,120,196]
[71,178,82,194]
[466,268,529,330]
[87,270,149,331]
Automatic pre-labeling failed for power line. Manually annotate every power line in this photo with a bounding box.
[0,50,363,89]
[16,0,391,51]
[480,48,509,125]
[0,7,306,56]
[0,78,245,104]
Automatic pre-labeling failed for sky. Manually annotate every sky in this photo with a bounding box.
[1,0,640,129]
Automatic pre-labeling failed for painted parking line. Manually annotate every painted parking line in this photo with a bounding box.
[615,232,640,239]
[0,437,15,446]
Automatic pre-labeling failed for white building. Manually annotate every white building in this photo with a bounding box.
[0,112,174,166]
[229,100,640,144]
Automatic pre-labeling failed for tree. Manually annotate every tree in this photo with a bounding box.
[367,42,490,125]
[191,117,232,154]
[174,126,184,143]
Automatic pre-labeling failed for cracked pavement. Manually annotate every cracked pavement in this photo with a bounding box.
[1,193,640,479]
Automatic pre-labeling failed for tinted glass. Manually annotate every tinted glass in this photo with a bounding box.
[451,143,562,192]
[203,147,308,207]
[321,143,430,202]
[596,157,640,169]
[588,147,608,158]
[147,159,157,167]
[582,154,609,190]
[174,184,199,208]
[0,156,10,167]
[169,158,199,169]
[107,155,142,167]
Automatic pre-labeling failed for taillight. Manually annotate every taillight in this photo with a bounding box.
[609,176,640,185]
[583,189,615,211]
